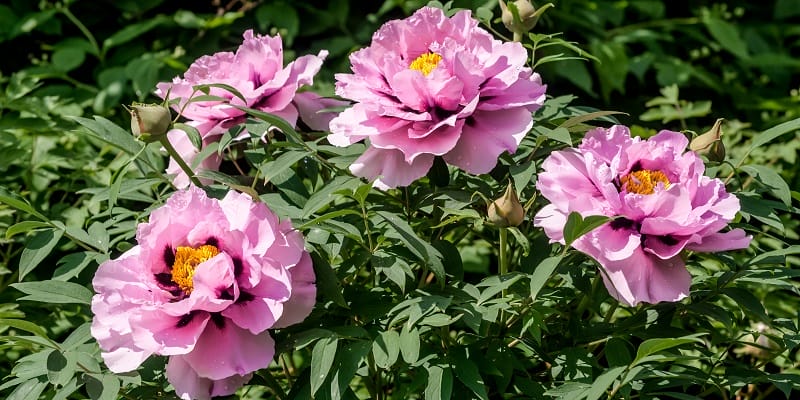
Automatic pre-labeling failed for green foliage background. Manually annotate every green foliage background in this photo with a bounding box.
[0,0,798,399]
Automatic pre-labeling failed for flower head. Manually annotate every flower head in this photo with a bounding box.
[91,187,316,400]
[533,125,751,306]
[328,6,547,189]
[155,30,339,187]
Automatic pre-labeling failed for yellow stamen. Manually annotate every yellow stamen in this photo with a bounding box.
[171,245,220,294]
[409,52,442,76]
[620,170,670,195]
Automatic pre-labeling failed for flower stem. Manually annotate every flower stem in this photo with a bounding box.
[499,227,510,325]
[499,228,509,277]
[159,136,203,188]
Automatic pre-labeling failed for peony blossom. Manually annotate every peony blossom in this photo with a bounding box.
[328,6,547,189]
[533,125,751,306]
[155,30,340,187]
[91,186,316,400]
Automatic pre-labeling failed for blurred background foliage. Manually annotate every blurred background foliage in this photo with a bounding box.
[0,0,799,399]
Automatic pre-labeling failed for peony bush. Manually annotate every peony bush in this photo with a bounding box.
[2,1,798,399]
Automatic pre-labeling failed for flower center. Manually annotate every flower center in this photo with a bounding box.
[171,245,220,294]
[620,169,670,195]
[409,52,442,76]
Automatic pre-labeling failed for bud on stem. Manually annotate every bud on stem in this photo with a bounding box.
[488,182,525,227]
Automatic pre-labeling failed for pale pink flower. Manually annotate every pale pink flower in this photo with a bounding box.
[155,30,339,187]
[91,187,315,400]
[328,6,546,189]
[533,125,751,306]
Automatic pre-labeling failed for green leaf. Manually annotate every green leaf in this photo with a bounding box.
[559,110,628,129]
[70,116,144,156]
[450,349,488,400]
[311,336,338,397]
[740,164,792,206]
[377,211,446,283]
[84,374,120,400]
[737,117,800,166]
[174,123,202,151]
[310,252,347,308]
[102,16,168,51]
[231,105,304,145]
[424,364,453,400]
[7,378,47,400]
[46,349,76,387]
[507,227,531,257]
[584,366,626,400]
[0,318,50,338]
[260,150,312,184]
[704,17,748,58]
[19,227,64,280]
[11,281,93,305]
[399,325,420,364]
[5,221,50,239]
[302,176,360,218]
[0,187,48,221]
[632,334,706,366]
[372,330,400,370]
[529,255,563,301]
[61,322,93,350]
[193,83,246,104]
[562,212,610,247]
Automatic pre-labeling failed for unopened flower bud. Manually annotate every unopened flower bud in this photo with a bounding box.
[499,1,552,38]
[488,182,525,227]
[129,103,171,142]
[690,118,726,162]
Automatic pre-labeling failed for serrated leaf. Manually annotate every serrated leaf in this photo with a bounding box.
[11,281,93,305]
[19,228,64,281]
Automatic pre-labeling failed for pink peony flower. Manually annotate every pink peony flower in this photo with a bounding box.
[533,125,751,306]
[91,186,316,400]
[328,6,547,189]
[155,30,339,187]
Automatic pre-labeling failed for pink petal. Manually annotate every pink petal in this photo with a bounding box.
[166,355,252,400]
[132,310,209,356]
[273,252,317,328]
[442,108,532,174]
[686,229,751,252]
[181,321,275,380]
[350,147,435,189]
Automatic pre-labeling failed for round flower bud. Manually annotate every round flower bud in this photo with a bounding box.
[499,0,549,37]
[488,182,525,227]
[129,103,171,141]
[689,118,726,162]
